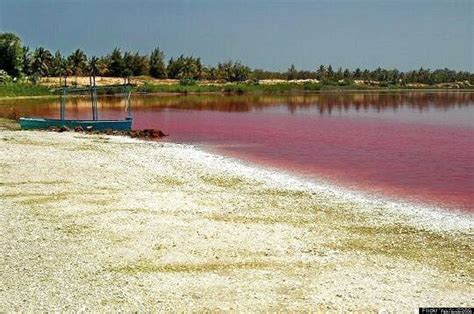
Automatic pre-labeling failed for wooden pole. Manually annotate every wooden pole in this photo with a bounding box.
[60,86,66,120]
[127,85,132,119]
[90,76,96,121]
[93,75,97,120]
[94,86,98,121]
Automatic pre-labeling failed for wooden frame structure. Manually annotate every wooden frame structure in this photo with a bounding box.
[20,83,133,131]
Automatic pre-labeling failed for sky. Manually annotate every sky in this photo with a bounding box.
[0,0,472,71]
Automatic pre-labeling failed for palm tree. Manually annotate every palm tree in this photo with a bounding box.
[108,48,124,77]
[60,58,71,86]
[180,58,197,80]
[316,65,326,80]
[51,50,65,85]
[22,46,32,76]
[31,47,53,78]
[149,47,166,78]
[88,56,99,86]
[287,64,297,80]
[68,49,87,84]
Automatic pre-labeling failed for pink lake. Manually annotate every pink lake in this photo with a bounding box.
[2,92,473,212]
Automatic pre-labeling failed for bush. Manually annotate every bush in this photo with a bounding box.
[338,79,353,86]
[0,82,51,97]
[248,78,260,85]
[321,79,338,86]
[0,70,12,84]
[179,78,197,86]
[302,82,321,91]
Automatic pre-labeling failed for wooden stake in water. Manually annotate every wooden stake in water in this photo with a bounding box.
[60,86,66,120]
[126,85,132,119]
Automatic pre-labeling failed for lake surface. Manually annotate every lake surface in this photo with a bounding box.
[1,92,473,212]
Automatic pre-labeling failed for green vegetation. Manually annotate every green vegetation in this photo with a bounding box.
[329,224,473,276]
[134,81,389,94]
[0,118,20,130]
[136,81,359,94]
[0,179,70,186]
[167,55,203,80]
[0,33,23,77]
[1,31,473,97]
[149,47,166,79]
[157,176,186,187]
[0,83,52,97]
[110,259,310,274]
[200,175,247,188]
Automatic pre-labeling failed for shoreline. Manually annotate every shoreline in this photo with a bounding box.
[1,130,472,310]
[177,141,474,233]
[202,143,473,231]
[1,87,474,101]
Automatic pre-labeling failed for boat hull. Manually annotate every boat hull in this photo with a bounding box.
[19,118,132,131]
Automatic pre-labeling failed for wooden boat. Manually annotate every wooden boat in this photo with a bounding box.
[19,117,132,131]
[20,83,133,131]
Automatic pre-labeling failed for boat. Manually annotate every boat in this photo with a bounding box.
[20,83,133,131]
[19,117,132,131]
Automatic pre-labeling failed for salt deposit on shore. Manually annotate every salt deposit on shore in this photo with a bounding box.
[0,130,472,311]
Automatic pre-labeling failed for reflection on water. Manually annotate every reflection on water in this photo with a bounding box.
[1,92,473,212]
[1,91,474,117]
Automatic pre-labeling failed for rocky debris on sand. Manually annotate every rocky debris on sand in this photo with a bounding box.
[47,125,70,132]
[129,129,167,138]
[47,126,168,139]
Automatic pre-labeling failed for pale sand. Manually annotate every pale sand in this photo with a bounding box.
[40,76,179,87]
[0,130,472,311]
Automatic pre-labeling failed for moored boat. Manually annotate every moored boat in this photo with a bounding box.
[19,117,132,131]
[20,83,133,131]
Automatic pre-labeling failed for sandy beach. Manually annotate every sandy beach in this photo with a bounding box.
[0,129,473,311]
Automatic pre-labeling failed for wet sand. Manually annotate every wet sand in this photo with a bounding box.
[0,130,472,311]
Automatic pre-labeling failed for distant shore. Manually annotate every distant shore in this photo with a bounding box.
[2,88,474,102]
[0,76,473,99]
[0,126,472,311]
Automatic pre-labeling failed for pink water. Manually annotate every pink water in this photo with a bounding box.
[2,92,473,212]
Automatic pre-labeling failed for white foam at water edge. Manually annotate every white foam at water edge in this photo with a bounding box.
[155,140,473,234]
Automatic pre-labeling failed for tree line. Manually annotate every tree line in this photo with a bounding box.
[1,32,473,85]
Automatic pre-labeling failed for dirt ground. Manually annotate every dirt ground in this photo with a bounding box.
[41,77,320,87]
[40,76,180,87]
[0,130,472,311]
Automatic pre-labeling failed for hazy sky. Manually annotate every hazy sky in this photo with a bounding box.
[1,0,472,71]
